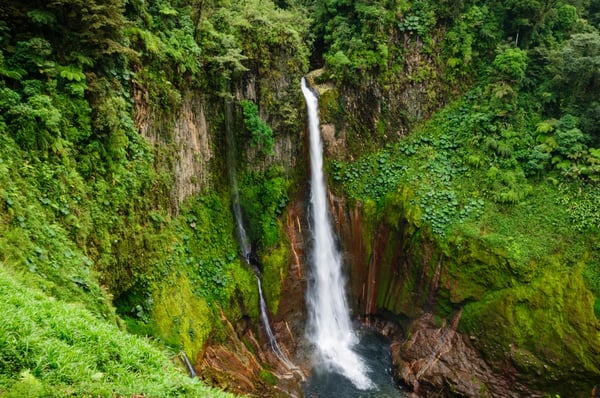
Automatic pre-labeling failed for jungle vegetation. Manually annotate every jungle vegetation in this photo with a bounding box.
[0,0,599,396]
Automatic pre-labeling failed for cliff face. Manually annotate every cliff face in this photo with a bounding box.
[117,3,496,393]
[129,53,600,396]
[297,15,600,387]
[133,76,306,213]
[325,141,600,397]
[117,6,600,395]
[128,41,311,392]
[134,87,213,213]
[235,71,306,175]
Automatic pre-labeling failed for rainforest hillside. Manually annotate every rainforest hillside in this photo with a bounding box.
[0,0,599,396]
[312,0,600,394]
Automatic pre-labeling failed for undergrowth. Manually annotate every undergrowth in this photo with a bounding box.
[331,85,600,300]
[0,267,236,398]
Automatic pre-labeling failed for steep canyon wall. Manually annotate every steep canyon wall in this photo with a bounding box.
[323,122,600,398]
[129,55,311,394]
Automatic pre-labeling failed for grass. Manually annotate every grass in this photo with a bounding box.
[0,131,264,395]
[0,266,237,398]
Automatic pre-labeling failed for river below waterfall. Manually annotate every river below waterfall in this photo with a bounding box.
[304,324,408,398]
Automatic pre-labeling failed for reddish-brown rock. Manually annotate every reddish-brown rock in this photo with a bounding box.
[393,313,540,398]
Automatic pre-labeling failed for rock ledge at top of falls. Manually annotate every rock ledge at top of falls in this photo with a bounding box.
[392,313,541,398]
[304,69,334,96]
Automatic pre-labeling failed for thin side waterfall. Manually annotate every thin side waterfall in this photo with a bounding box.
[301,78,373,390]
[224,99,294,369]
[178,351,198,378]
[257,275,296,369]
[225,100,251,262]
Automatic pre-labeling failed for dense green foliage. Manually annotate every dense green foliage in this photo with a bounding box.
[241,100,275,155]
[125,0,310,124]
[0,76,247,395]
[1,0,600,394]
[322,0,600,394]
[332,35,599,258]
[239,166,290,249]
[326,0,600,275]
[313,0,501,84]
[0,268,235,398]
[0,0,309,394]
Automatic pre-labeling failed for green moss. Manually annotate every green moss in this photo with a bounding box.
[228,263,260,320]
[258,369,277,386]
[239,166,290,249]
[151,274,215,359]
[371,188,511,313]
[460,267,600,394]
[355,178,600,394]
[260,239,289,315]
[440,233,516,303]
[381,188,422,228]
[144,191,263,356]
[317,86,341,125]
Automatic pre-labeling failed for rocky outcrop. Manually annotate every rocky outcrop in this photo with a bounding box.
[320,122,347,159]
[273,203,309,363]
[169,97,213,208]
[329,191,600,397]
[194,202,311,397]
[196,312,305,397]
[133,86,213,213]
[236,67,306,176]
[394,313,539,398]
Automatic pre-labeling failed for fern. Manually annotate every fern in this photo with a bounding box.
[485,136,498,151]
[69,53,95,67]
[536,119,556,134]
[58,65,86,82]
[0,66,25,80]
[240,100,274,155]
[0,51,25,80]
[496,142,513,158]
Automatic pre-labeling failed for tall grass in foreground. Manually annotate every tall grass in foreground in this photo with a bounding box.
[0,267,236,398]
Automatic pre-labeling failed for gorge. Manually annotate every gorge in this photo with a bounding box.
[1,1,600,397]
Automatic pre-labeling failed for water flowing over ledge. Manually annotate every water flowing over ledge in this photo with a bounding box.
[301,77,373,390]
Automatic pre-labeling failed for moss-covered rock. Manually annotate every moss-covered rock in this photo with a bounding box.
[261,238,290,315]
[345,184,600,396]
[460,266,600,395]
[151,273,215,359]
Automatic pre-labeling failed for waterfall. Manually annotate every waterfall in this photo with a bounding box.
[225,100,251,262]
[301,78,373,390]
[256,274,296,368]
[224,99,294,369]
[178,351,197,378]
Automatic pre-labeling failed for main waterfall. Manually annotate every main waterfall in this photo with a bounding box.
[301,78,373,390]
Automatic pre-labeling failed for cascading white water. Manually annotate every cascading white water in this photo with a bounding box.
[301,78,373,390]
[224,99,294,369]
[256,275,296,368]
